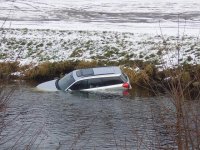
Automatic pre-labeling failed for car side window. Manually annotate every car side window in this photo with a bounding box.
[102,77,123,86]
[88,78,102,88]
[69,80,88,90]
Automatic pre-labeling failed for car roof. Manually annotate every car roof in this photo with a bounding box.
[73,66,122,81]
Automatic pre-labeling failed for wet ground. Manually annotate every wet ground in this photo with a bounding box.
[0,81,176,149]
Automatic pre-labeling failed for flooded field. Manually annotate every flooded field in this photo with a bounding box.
[0,81,180,149]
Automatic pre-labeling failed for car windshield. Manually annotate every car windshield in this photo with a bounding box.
[58,72,75,90]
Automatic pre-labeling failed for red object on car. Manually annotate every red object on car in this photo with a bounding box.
[122,83,129,89]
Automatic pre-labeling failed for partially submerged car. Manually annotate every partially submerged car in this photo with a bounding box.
[36,66,131,92]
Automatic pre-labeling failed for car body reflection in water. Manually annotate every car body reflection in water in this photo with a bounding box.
[67,89,130,100]
[0,82,176,149]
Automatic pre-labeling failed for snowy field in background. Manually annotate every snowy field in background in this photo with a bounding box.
[1,0,200,68]
[0,0,200,35]
[1,29,200,68]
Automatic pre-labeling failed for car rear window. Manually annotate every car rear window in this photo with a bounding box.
[58,72,75,90]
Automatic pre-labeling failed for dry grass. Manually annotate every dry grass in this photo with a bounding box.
[24,61,77,80]
[2,60,200,89]
[133,65,200,149]
[74,60,100,69]
[160,73,200,149]
[24,60,106,80]
[0,62,19,79]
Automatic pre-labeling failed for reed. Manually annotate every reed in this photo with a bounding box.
[0,62,19,79]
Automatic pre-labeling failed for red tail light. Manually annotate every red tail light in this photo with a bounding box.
[122,83,129,89]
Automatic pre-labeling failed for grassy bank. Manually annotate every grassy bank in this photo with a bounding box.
[0,60,157,82]
[1,60,200,92]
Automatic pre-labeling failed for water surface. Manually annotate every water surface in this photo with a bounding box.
[0,82,176,149]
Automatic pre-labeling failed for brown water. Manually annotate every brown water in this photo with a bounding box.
[0,81,177,149]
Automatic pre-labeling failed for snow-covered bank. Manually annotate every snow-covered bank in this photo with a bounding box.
[0,28,200,68]
[0,0,200,35]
